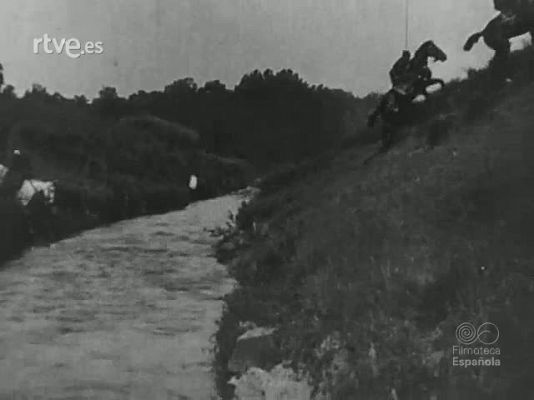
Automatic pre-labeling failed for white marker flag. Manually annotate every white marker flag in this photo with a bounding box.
[189,175,198,190]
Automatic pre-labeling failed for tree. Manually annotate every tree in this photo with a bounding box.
[164,78,198,97]
[74,95,88,106]
[97,86,119,101]
[200,80,227,95]
[92,86,126,118]
[2,84,16,99]
[23,83,49,101]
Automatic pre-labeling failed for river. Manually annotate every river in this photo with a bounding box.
[0,192,247,400]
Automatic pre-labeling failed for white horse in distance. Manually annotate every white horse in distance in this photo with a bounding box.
[0,164,57,207]
[17,179,57,206]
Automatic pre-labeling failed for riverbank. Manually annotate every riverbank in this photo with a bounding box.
[0,172,251,265]
[0,187,190,265]
[0,133,253,265]
[214,62,534,398]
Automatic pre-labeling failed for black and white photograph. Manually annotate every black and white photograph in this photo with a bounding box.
[0,0,532,399]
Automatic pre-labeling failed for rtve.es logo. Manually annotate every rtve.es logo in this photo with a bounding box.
[33,34,104,59]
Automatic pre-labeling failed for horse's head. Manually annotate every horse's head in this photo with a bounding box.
[413,41,447,66]
[423,40,447,62]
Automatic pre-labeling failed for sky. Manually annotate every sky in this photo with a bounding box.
[0,0,526,99]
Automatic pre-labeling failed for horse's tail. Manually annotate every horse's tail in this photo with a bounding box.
[464,31,483,51]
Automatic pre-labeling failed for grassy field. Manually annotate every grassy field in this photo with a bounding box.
[215,50,534,399]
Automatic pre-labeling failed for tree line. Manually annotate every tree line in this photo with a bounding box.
[28,69,376,168]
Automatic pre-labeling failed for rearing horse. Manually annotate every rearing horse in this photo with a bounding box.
[464,10,534,77]
[407,40,448,99]
[367,41,447,150]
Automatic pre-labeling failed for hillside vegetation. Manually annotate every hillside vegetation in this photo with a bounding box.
[215,50,534,399]
[91,71,377,168]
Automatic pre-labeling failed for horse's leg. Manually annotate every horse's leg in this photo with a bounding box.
[494,42,511,81]
[418,79,445,97]
[381,123,394,151]
[368,93,389,127]
[45,209,57,242]
[485,32,511,81]
[420,87,430,99]
[367,106,380,128]
[431,78,445,89]
[409,81,426,100]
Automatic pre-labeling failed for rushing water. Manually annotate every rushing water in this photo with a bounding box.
[0,193,247,400]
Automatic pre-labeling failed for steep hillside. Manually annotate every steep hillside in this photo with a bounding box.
[215,53,534,399]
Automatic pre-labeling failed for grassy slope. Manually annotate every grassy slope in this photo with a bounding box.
[216,57,534,399]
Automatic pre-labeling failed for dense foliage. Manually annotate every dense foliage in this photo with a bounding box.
[91,69,377,168]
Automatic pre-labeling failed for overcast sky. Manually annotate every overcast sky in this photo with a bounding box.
[0,0,523,99]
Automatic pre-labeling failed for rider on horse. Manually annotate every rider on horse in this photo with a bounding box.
[389,41,446,100]
[368,41,446,138]
[390,50,429,97]
[389,50,421,101]
[390,50,412,87]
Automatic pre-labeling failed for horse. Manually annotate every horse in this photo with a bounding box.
[464,11,534,77]
[0,164,57,207]
[16,179,57,207]
[0,164,58,242]
[407,40,448,99]
[367,41,448,152]
[17,179,58,242]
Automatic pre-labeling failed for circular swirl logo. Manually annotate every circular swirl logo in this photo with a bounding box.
[477,322,500,345]
[456,322,478,345]
[456,322,500,345]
